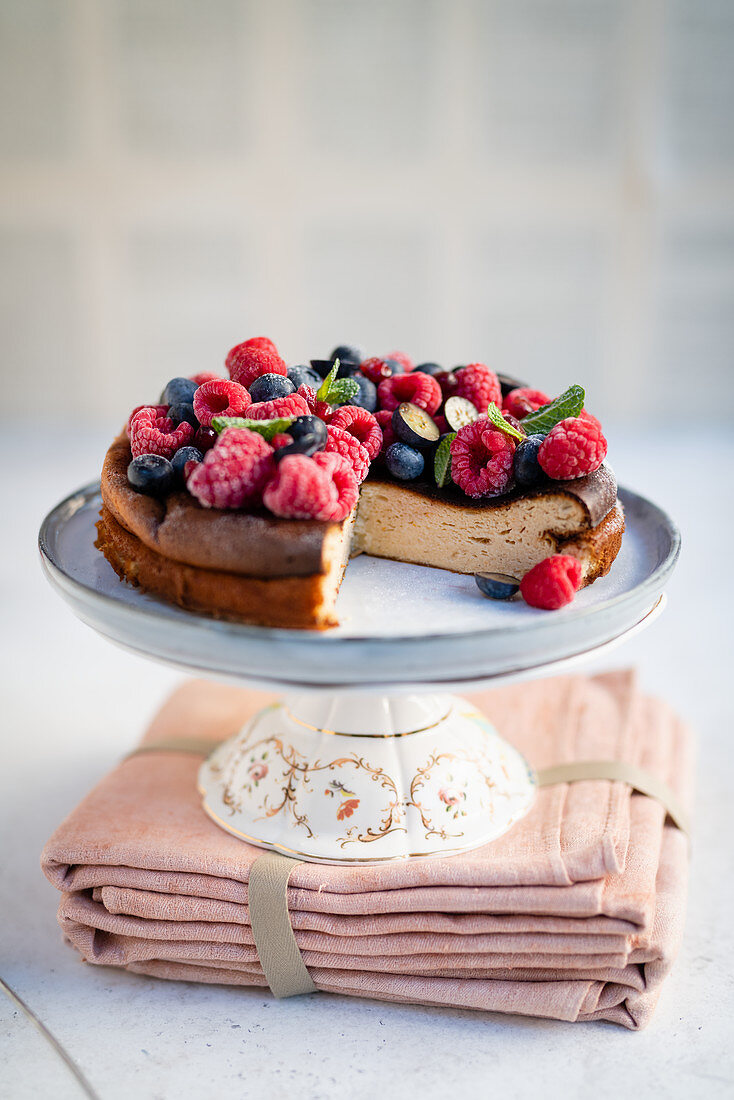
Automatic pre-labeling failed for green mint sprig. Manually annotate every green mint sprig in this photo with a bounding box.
[434,432,457,488]
[520,385,585,436]
[211,416,295,442]
[486,402,525,442]
[316,359,360,406]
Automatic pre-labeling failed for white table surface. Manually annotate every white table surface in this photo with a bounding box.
[1,425,732,1100]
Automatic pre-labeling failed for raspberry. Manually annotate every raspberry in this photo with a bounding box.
[503,388,550,419]
[375,409,397,454]
[377,372,442,415]
[538,417,607,480]
[270,433,293,449]
[454,364,502,414]
[450,417,516,498]
[263,454,338,520]
[360,357,393,385]
[297,384,333,422]
[193,379,251,427]
[313,452,359,521]
[520,555,582,610]
[247,394,310,421]
[126,404,167,438]
[579,408,602,431]
[189,371,222,386]
[324,425,371,482]
[129,407,194,459]
[385,350,414,372]
[329,406,383,459]
[227,345,286,389]
[187,429,274,509]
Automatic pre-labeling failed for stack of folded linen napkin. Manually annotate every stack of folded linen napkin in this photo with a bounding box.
[41,672,692,1029]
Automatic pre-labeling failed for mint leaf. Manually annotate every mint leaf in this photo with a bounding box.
[212,416,295,442]
[486,402,525,442]
[520,385,585,436]
[434,432,456,488]
[315,359,359,406]
[316,360,339,402]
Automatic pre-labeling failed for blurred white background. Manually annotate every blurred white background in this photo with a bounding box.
[2,0,733,432]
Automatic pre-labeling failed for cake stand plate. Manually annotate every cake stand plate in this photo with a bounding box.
[39,482,679,863]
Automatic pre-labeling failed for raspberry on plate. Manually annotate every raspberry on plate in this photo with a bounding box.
[126,404,168,438]
[384,350,415,372]
[187,428,275,509]
[263,454,338,520]
[360,357,393,385]
[297,384,333,422]
[324,425,371,482]
[454,364,502,414]
[538,417,607,480]
[329,405,383,459]
[189,371,222,386]
[313,451,359,521]
[503,387,550,419]
[227,345,286,389]
[247,394,311,421]
[450,417,516,498]
[377,372,442,415]
[193,378,251,427]
[129,407,195,459]
[375,409,397,454]
[520,555,582,610]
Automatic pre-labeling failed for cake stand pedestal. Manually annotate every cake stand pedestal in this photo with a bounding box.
[39,482,679,864]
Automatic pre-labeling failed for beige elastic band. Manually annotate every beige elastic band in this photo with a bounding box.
[247,852,316,998]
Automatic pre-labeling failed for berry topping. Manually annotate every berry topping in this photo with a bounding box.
[330,344,365,367]
[375,409,397,454]
[127,454,174,496]
[391,402,439,450]
[247,394,311,421]
[520,555,582,610]
[385,442,424,481]
[270,433,293,449]
[415,362,443,375]
[513,433,545,487]
[129,408,195,459]
[287,364,321,390]
[503,387,550,419]
[263,454,339,521]
[384,350,414,372]
[450,418,516,498]
[194,426,218,453]
[377,371,442,415]
[454,363,502,414]
[187,429,275,510]
[189,371,222,386]
[346,373,378,412]
[226,336,278,365]
[227,345,286,389]
[126,404,168,438]
[248,373,296,403]
[329,406,383,460]
[297,384,333,422]
[360,357,393,385]
[313,451,359,521]
[273,414,328,461]
[171,445,203,481]
[161,377,198,406]
[435,370,459,402]
[537,417,607,480]
[444,394,481,431]
[475,572,520,601]
[324,425,371,482]
[193,378,251,428]
[167,402,199,428]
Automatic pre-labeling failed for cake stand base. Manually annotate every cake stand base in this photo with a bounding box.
[198,692,536,863]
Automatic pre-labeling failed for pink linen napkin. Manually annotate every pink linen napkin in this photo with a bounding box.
[41,672,692,1029]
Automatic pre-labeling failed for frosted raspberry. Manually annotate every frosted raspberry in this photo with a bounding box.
[247,394,311,420]
[126,404,167,438]
[263,455,338,520]
[227,345,286,389]
[187,429,274,509]
[520,555,582,610]
[189,371,222,386]
[503,388,550,419]
[385,350,414,372]
[450,418,516,498]
[324,425,370,482]
[297,384,333,422]
[241,336,279,355]
[454,364,502,415]
[193,378,251,427]
[129,407,194,459]
[313,452,359,521]
[579,408,602,431]
[375,409,397,455]
[377,371,442,415]
[329,406,383,459]
[538,417,607,480]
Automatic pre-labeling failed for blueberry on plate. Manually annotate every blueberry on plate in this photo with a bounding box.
[289,415,328,448]
[475,572,520,600]
[513,433,545,487]
[392,402,439,449]
[127,454,174,495]
[444,395,480,431]
[330,344,364,367]
[288,364,321,390]
[167,401,199,428]
[249,373,295,402]
[171,445,203,480]
[161,377,198,406]
[385,442,424,480]
[415,362,443,375]
[346,374,377,412]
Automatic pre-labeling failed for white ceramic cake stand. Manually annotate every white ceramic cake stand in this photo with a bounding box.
[39,483,679,864]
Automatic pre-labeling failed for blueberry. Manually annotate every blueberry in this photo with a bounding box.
[161,377,198,406]
[330,344,364,366]
[346,374,377,412]
[274,438,322,462]
[310,359,335,379]
[385,442,424,481]
[127,454,174,495]
[383,357,406,374]
[392,402,439,449]
[249,373,295,403]
[288,415,328,448]
[475,572,520,600]
[415,362,443,376]
[167,402,199,428]
[513,434,545,487]
[287,365,321,390]
[171,445,203,481]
